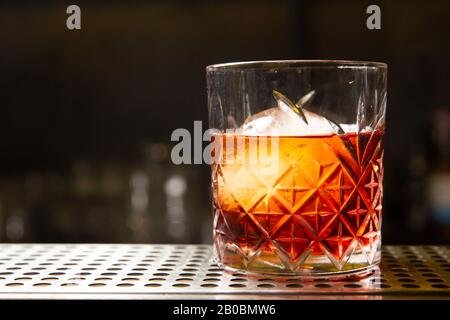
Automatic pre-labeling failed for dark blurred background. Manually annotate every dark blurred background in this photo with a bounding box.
[0,0,448,244]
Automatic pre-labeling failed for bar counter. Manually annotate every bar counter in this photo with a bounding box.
[0,244,448,300]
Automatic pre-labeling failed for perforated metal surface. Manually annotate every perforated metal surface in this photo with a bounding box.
[0,244,448,299]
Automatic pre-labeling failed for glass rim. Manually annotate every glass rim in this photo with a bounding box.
[206,60,387,72]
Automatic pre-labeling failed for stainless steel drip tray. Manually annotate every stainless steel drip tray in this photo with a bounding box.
[0,244,448,299]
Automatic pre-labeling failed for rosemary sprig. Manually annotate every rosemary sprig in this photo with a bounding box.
[272,90,309,124]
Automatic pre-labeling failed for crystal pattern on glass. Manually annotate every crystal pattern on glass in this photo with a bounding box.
[211,91,384,275]
[207,61,387,276]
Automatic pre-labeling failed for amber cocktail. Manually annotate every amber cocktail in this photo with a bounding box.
[212,130,383,275]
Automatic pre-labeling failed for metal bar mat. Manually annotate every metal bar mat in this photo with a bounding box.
[0,244,448,298]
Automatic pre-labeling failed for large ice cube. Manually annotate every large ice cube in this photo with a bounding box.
[242,91,342,136]
[242,107,341,136]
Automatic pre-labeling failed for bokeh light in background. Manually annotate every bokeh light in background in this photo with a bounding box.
[0,0,448,244]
